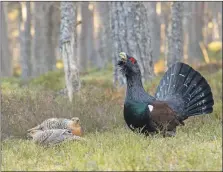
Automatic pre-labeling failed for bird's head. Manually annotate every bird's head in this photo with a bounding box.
[117,52,141,77]
[71,117,80,125]
[69,117,83,136]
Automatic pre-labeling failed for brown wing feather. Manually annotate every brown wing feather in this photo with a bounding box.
[149,101,182,131]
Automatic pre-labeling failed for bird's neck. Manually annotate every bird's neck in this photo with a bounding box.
[125,74,147,101]
[126,73,143,88]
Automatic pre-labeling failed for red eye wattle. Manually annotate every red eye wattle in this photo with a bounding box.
[129,57,136,64]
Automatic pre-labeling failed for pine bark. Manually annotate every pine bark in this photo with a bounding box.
[187,2,204,62]
[50,2,61,61]
[0,2,12,77]
[145,2,161,62]
[32,2,56,76]
[19,1,32,79]
[167,2,184,67]
[93,2,112,69]
[111,2,154,87]
[60,2,81,102]
[79,2,95,71]
[209,2,222,41]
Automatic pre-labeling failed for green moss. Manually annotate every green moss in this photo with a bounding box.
[1,77,22,92]
[208,50,222,61]
[29,70,65,91]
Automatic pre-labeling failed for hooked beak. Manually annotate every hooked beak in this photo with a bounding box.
[119,52,127,61]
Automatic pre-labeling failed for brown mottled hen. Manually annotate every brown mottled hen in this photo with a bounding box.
[27,117,83,137]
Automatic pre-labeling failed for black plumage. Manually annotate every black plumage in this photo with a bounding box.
[117,52,214,137]
[155,62,214,118]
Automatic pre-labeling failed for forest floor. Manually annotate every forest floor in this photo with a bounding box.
[1,63,222,171]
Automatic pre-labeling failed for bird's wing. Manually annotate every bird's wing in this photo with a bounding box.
[43,129,69,145]
[32,130,53,144]
[28,118,60,132]
[44,129,84,145]
[147,101,184,131]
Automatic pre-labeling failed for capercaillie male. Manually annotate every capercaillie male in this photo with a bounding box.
[117,52,214,137]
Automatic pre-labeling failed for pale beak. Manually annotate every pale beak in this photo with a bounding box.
[119,52,127,61]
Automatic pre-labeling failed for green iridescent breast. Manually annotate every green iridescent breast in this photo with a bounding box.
[124,100,150,127]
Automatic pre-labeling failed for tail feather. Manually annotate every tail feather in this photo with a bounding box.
[185,94,214,112]
[167,63,182,95]
[189,80,210,99]
[27,125,41,132]
[155,62,214,118]
[186,91,212,109]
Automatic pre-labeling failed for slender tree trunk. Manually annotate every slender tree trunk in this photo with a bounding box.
[111,2,154,87]
[60,2,81,102]
[209,2,222,41]
[161,2,171,68]
[183,2,190,63]
[19,1,32,79]
[146,2,161,62]
[0,2,12,77]
[32,2,41,76]
[50,2,61,61]
[79,2,95,71]
[167,2,184,67]
[217,3,222,41]
[187,2,204,62]
[33,2,56,76]
[47,4,56,71]
[111,2,127,87]
[93,2,112,69]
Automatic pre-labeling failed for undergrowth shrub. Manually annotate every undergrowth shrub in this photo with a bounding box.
[29,70,65,91]
[1,86,124,140]
[1,66,222,140]
[1,77,22,91]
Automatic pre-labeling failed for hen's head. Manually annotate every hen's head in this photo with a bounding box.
[71,117,80,124]
[69,117,83,136]
[117,52,141,77]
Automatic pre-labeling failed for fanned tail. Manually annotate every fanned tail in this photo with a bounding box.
[155,62,214,119]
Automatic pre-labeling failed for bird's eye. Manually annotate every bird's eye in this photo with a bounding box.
[129,57,136,64]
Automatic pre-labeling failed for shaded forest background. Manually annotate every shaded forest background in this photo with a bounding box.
[1,2,222,80]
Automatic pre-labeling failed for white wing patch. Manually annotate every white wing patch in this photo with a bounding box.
[148,105,154,112]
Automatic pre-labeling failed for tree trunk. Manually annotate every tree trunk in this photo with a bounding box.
[79,2,95,71]
[50,2,61,61]
[146,2,161,62]
[111,2,154,87]
[93,2,112,69]
[19,1,32,79]
[187,2,204,62]
[209,2,222,41]
[0,2,12,77]
[182,2,190,63]
[167,2,184,67]
[47,4,57,70]
[60,2,81,102]
[160,2,171,68]
[111,2,126,87]
[32,2,56,76]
